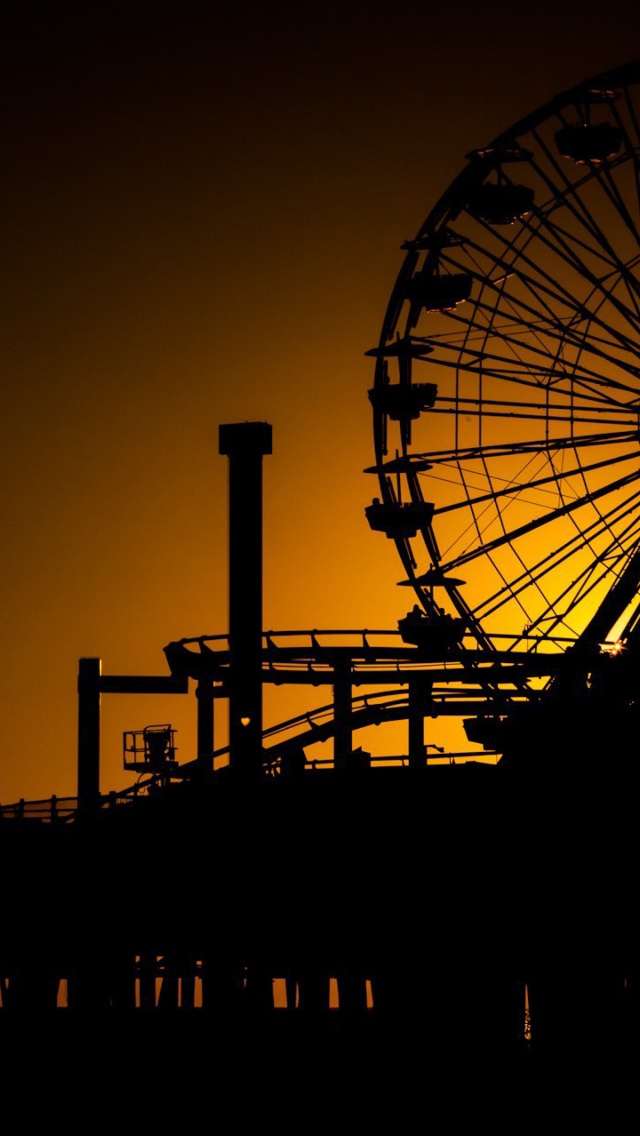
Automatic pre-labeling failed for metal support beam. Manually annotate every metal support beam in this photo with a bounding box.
[333,656,353,770]
[196,678,215,773]
[77,662,189,807]
[99,674,189,694]
[576,542,640,650]
[219,421,272,781]
[77,657,102,808]
[408,675,429,767]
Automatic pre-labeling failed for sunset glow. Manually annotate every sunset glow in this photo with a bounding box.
[3,6,640,804]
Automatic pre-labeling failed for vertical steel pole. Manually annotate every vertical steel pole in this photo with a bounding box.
[408,675,428,767]
[219,422,272,781]
[77,656,102,808]
[196,678,215,774]
[333,656,353,771]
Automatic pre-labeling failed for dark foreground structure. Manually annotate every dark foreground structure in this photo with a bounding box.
[0,423,636,1087]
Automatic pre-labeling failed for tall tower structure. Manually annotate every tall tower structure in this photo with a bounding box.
[218,421,272,781]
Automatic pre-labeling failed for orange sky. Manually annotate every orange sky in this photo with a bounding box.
[3,1,640,803]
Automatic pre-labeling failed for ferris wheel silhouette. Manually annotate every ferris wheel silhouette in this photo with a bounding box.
[366,60,640,680]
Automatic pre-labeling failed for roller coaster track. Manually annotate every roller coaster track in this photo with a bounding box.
[0,626,587,825]
[163,626,574,688]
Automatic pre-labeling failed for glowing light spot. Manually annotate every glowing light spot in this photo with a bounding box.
[601,640,625,655]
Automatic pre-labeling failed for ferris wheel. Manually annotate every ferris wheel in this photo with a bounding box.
[366,60,640,666]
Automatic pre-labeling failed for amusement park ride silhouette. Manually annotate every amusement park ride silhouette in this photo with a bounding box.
[1,62,639,1063]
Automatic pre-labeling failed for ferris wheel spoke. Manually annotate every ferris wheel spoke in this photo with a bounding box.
[428,406,631,432]
[429,272,635,374]
[526,209,640,326]
[436,465,640,576]
[417,323,640,404]
[522,184,640,287]
[428,307,640,396]
[512,518,640,643]
[465,290,640,381]
[529,182,619,280]
[463,497,640,608]
[528,225,640,337]
[501,564,608,643]
[619,83,640,147]
[570,144,640,246]
[410,430,640,467]
[510,270,640,358]
[526,130,629,259]
[430,444,639,520]
[474,492,640,628]
[434,384,633,420]
[435,300,640,389]
[457,485,575,634]
[460,527,634,644]
[615,92,640,219]
[465,256,640,362]
[456,219,640,340]
[528,211,640,316]
[596,163,640,252]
